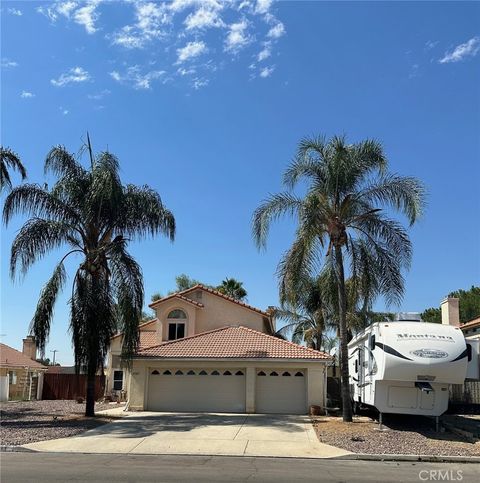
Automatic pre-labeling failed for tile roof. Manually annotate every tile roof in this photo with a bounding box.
[461,316,480,331]
[149,284,270,317]
[136,326,332,360]
[139,330,157,349]
[0,343,47,369]
[111,319,158,340]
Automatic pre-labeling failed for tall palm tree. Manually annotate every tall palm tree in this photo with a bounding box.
[217,277,248,300]
[1,147,27,192]
[3,140,175,416]
[253,135,424,421]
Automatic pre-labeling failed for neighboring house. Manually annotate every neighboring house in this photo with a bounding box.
[106,284,331,414]
[460,316,480,340]
[0,336,47,402]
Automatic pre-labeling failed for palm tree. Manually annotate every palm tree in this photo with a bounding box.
[3,140,175,416]
[253,135,424,421]
[274,274,327,350]
[217,277,248,300]
[1,147,27,192]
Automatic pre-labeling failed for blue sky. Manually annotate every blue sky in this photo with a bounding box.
[1,1,479,365]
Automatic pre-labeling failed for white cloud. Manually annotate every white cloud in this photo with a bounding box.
[87,89,111,100]
[439,36,480,64]
[8,8,23,16]
[184,7,224,31]
[51,66,91,86]
[193,78,209,89]
[73,1,100,34]
[255,0,273,15]
[20,91,35,98]
[257,43,271,61]
[110,66,166,90]
[177,67,196,76]
[176,41,208,63]
[59,107,69,115]
[37,1,100,34]
[425,40,439,51]
[111,1,170,49]
[225,19,251,52]
[1,58,18,69]
[259,65,274,78]
[267,21,284,39]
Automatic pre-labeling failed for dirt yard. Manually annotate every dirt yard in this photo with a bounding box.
[0,400,123,446]
[312,414,480,457]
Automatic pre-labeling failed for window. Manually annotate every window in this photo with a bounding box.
[167,309,187,319]
[294,372,304,377]
[199,370,207,375]
[163,370,172,375]
[467,344,472,362]
[113,370,123,390]
[282,372,291,376]
[175,370,184,375]
[211,370,220,375]
[223,371,232,375]
[168,323,185,340]
[235,371,244,376]
[8,371,17,385]
[187,370,195,375]
[151,370,160,375]
[257,371,266,376]
[270,371,279,376]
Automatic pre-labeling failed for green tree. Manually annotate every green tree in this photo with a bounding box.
[421,286,480,323]
[151,292,162,302]
[252,135,424,421]
[175,273,201,292]
[1,147,27,192]
[3,140,175,416]
[216,277,247,301]
[421,307,441,323]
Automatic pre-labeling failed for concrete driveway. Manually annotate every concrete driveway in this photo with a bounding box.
[24,412,351,458]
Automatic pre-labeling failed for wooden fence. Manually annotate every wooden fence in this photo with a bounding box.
[42,373,105,400]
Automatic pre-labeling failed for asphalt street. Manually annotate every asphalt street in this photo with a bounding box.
[1,453,479,482]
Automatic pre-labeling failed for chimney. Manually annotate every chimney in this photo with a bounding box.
[22,336,37,361]
[441,297,460,327]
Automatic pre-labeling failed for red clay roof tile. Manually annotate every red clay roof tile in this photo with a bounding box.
[0,343,47,369]
[136,326,331,360]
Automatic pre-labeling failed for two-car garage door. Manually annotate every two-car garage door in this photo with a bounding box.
[147,368,246,413]
[146,368,307,414]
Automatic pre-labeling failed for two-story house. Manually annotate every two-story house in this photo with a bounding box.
[106,284,331,414]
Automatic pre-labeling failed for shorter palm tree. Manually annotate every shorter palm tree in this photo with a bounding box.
[217,278,247,300]
[1,147,27,192]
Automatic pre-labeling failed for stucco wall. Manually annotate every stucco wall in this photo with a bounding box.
[127,359,327,412]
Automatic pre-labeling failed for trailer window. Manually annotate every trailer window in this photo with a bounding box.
[467,344,472,362]
[370,335,375,351]
[354,360,358,373]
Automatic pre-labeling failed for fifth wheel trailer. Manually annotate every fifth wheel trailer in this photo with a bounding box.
[348,321,475,417]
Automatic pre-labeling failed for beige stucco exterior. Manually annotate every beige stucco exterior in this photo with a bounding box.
[105,287,328,413]
[126,359,327,413]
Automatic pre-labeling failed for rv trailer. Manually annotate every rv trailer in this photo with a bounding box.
[348,320,470,417]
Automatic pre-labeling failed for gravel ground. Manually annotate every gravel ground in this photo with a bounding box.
[0,400,124,446]
[312,414,480,457]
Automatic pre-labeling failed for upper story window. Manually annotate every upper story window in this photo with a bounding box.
[167,309,187,340]
[167,309,187,319]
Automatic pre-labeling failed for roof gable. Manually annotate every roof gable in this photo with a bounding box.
[136,326,331,360]
[0,343,47,369]
[149,284,269,318]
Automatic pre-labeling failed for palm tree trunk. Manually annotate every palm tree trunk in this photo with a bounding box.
[334,245,353,422]
[85,369,96,417]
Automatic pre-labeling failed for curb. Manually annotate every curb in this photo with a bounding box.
[1,446,35,453]
[334,453,480,464]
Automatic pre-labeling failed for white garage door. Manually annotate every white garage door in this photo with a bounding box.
[147,368,246,413]
[256,369,307,414]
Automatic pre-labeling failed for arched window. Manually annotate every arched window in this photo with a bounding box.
[211,370,220,375]
[235,370,244,376]
[168,309,187,319]
[167,309,187,340]
[294,371,304,377]
[223,371,232,375]
[151,370,160,375]
[282,372,291,376]
[270,371,278,376]
[163,370,172,375]
[175,370,184,375]
[199,370,207,375]
[257,371,266,376]
[187,370,195,375]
